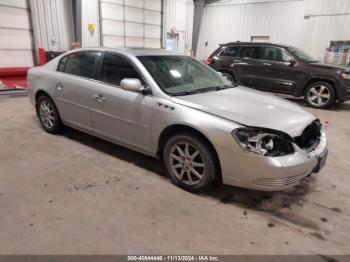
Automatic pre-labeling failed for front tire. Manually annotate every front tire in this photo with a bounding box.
[304,82,335,109]
[163,133,218,192]
[36,95,64,134]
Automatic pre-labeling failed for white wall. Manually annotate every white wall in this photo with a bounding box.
[164,0,194,53]
[81,0,100,47]
[82,0,163,48]
[197,0,350,60]
[99,0,162,48]
[0,0,34,67]
[301,0,350,60]
[81,0,195,51]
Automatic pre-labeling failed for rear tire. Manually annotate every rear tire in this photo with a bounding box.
[304,82,335,109]
[163,133,218,193]
[36,95,64,134]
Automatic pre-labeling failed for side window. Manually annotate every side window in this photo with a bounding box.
[220,46,240,57]
[281,49,293,62]
[100,53,140,86]
[239,46,264,59]
[57,56,68,72]
[64,52,99,78]
[263,47,292,62]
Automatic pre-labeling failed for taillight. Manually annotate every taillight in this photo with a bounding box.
[207,56,214,64]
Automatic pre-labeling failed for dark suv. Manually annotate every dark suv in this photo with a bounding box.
[207,42,350,109]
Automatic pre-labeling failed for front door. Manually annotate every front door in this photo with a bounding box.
[258,46,304,94]
[91,52,153,153]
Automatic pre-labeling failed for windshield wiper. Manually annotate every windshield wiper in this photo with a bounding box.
[172,85,237,96]
[172,91,199,96]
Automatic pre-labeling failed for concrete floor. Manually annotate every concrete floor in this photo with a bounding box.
[0,95,350,255]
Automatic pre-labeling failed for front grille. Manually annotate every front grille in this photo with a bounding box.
[294,120,321,151]
[252,173,308,188]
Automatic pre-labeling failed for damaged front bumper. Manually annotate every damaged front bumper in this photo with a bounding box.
[220,129,328,191]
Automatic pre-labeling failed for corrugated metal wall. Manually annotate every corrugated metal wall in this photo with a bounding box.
[29,0,74,52]
[164,0,194,53]
[197,0,350,61]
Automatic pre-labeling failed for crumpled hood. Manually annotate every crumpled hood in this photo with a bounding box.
[171,87,316,137]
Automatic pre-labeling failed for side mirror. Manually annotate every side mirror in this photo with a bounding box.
[217,72,223,77]
[288,59,297,67]
[120,78,147,94]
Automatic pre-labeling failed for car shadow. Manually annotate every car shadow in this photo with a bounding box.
[63,128,167,177]
[206,177,315,212]
[63,127,315,216]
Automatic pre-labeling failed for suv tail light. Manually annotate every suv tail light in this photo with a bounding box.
[207,56,214,64]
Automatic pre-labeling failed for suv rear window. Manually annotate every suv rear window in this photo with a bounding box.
[220,46,240,57]
[239,46,264,59]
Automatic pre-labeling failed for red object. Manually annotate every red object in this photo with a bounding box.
[207,56,214,64]
[1,77,28,89]
[0,47,46,90]
[0,67,29,77]
[38,48,47,66]
[0,67,29,90]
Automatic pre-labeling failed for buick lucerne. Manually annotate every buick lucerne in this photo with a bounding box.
[28,48,328,192]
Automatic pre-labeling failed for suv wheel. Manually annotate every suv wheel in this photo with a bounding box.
[163,133,218,192]
[36,95,64,134]
[304,82,335,109]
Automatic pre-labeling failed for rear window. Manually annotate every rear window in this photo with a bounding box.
[62,52,100,79]
[220,46,240,57]
[57,56,68,72]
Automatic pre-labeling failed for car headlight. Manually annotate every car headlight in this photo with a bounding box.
[232,128,294,157]
[341,73,350,80]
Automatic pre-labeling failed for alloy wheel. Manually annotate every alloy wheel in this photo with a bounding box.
[307,85,331,107]
[169,142,206,186]
[39,100,55,129]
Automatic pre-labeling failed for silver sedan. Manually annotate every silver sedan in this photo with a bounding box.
[28,48,328,192]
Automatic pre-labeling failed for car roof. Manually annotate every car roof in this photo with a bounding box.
[67,47,183,57]
[220,42,291,48]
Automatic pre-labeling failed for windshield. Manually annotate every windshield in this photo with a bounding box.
[138,55,233,96]
[287,46,318,63]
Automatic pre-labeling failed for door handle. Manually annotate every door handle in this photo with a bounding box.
[263,63,272,66]
[93,94,107,103]
[56,83,64,90]
[234,59,242,63]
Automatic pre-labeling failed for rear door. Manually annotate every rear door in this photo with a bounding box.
[212,45,240,76]
[90,52,153,153]
[54,51,101,130]
[235,46,265,88]
[258,46,305,94]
